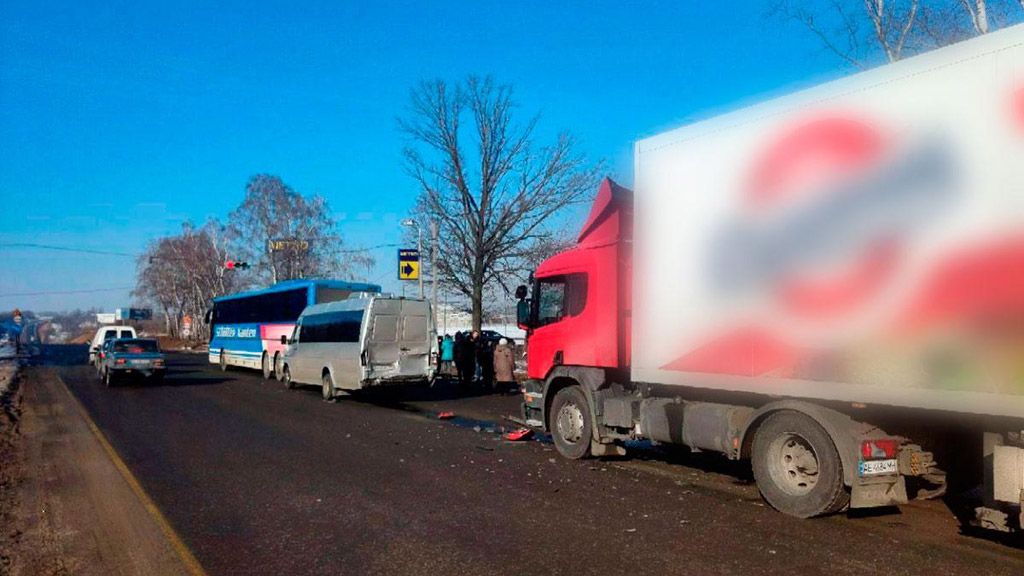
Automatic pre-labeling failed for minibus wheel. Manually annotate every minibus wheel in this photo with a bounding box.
[322,371,336,402]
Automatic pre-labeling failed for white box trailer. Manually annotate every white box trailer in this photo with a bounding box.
[520,25,1024,529]
[633,25,1024,417]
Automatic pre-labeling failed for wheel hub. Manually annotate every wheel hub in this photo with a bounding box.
[555,402,585,444]
[768,433,820,496]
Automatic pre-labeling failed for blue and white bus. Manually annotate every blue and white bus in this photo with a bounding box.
[207,279,381,379]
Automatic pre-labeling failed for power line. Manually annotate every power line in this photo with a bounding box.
[0,243,136,257]
[0,242,400,257]
[0,286,133,298]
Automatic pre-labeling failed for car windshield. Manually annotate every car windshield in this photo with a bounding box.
[113,340,159,353]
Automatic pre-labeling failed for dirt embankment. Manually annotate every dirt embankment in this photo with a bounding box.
[0,361,23,575]
[2,366,194,576]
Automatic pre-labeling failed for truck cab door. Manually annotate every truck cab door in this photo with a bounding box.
[526,273,588,379]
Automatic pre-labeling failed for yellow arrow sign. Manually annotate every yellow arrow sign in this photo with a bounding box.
[399,260,420,280]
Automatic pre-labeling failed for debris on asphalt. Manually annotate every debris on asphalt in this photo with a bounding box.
[503,428,532,441]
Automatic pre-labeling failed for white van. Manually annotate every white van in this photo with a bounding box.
[280,296,436,399]
[89,325,137,365]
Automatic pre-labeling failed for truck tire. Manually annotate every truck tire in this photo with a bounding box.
[549,385,593,460]
[751,410,849,518]
[219,351,227,372]
[103,368,115,388]
[273,352,282,381]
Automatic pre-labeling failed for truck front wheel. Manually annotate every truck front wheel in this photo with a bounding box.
[752,411,849,518]
[549,385,593,460]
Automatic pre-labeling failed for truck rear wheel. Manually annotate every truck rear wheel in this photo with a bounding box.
[752,411,849,518]
[549,385,592,460]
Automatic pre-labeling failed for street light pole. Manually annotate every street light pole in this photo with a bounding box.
[401,218,424,299]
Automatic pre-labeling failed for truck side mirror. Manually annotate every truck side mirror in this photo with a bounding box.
[516,299,531,329]
[514,284,528,299]
[203,309,212,324]
[280,335,288,345]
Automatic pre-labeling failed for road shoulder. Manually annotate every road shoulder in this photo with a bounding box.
[4,366,198,576]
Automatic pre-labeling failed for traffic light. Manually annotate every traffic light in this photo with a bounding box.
[224,260,249,270]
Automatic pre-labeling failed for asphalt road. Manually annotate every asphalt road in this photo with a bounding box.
[44,345,1024,576]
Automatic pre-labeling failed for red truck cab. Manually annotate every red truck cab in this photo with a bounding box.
[521,178,632,381]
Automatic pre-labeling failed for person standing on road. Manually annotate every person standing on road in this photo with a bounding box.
[493,338,515,394]
[436,336,444,372]
[456,331,476,390]
[440,334,455,376]
[475,332,495,391]
[453,332,464,382]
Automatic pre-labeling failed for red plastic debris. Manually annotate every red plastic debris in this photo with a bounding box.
[504,428,533,441]
[437,411,456,420]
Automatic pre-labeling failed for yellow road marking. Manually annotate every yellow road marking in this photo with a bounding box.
[58,374,209,576]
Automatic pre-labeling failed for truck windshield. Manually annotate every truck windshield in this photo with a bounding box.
[536,273,587,326]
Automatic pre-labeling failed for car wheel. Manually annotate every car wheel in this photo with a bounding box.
[322,371,335,402]
[282,365,294,390]
[219,351,227,372]
[261,353,272,380]
[548,385,593,460]
[752,411,850,518]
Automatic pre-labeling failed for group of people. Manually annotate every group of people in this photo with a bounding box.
[437,331,516,393]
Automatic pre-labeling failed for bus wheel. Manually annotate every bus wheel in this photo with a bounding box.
[322,371,336,402]
[282,365,294,390]
[273,352,282,380]
[549,385,593,460]
[219,351,227,372]
[261,353,272,380]
[751,411,849,518]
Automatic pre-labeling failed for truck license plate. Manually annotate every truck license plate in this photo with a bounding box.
[859,459,898,476]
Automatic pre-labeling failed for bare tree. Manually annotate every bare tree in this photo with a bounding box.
[226,175,359,284]
[400,76,599,330]
[133,221,238,341]
[772,0,1022,68]
[960,0,991,33]
[865,0,920,62]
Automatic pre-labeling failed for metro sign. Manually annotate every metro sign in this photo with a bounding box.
[398,249,420,280]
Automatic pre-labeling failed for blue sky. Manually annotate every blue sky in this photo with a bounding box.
[0,1,854,312]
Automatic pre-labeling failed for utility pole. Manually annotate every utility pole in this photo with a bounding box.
[429,219,438,329]
[417,226,423,299]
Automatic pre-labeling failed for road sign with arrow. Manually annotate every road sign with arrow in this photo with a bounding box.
[398,248,420,280]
